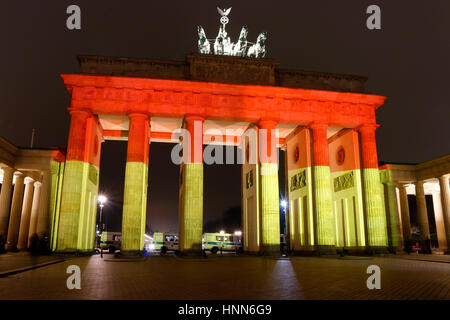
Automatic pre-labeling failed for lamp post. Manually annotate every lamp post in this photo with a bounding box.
[219,230,225,255]
[280,199,288,255]
[98,195,107,231]
[234,231,242,255]
[97,195,107,256]
[280,199,287,235]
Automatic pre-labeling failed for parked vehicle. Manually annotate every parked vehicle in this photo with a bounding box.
[150,232,179,254]
[99,232,121,253]
[203,233,241,254]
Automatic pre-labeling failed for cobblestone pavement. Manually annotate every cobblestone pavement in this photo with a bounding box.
[0,254,448,300]
[0,252,64,274]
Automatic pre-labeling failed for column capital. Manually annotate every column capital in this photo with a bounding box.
[67,107,92,117]
[357,123,380,133]
[127,112,149,119]
[258,120,278,129]
[24,177,34,184]
[309,121,329,130]
[415,180,426,186]
[33,181,42,188]
[395,183,409,189]
[1,166,14,174]
[184,115,204,123]
[13,172,24,184]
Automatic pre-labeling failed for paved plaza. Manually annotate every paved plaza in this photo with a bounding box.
[0,253,449,300]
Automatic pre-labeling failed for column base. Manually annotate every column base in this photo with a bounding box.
[314,245,337,256]
[259,244,282,257]
[119,250,144,257]
[54,249,94,256]
[418,240,432,254]
[5,244,18,252]
[365,246,390,255]
[387,246,403,254]
[336,247,368,256]
[290,247,317,256]
[176,250,207,258]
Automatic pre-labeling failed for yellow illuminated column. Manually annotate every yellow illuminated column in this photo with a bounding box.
[359,125,388,249]
[179,116,204,255]
[0,167,14,241]
[384,182,402,250]
[310,122,336,252]
[121,113,150,255]
[259,120,281,254]
[56,109,102,253]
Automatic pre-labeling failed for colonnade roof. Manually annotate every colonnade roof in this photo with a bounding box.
[0,136,65,173]
[379,154,450,183]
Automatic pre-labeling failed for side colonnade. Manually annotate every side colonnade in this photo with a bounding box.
[380,157,450,254]
[0,138,64,252]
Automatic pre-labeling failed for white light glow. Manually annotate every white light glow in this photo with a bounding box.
[98,195,107,205]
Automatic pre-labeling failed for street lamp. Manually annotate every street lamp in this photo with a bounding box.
[98,195,107,232]
[280,199,288,255]
[219,230,225,255]
[97,195,108,256]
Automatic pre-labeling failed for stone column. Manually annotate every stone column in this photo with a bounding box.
[385,182,402,249]
[431,190,447,251]
[0,167,14,240]
[310,122,335,252]
[36,170,51,238]
[27,181,42,246]
[258,120,281,254]
[121,113,150,255]
[415,180,430,242]
[359,124,388,249]
[178,115,204,255]
[438,175,450,252]
[398,184,412,244]
[56,109,92,252]
[6,173,25,251]
[17,177,35,251]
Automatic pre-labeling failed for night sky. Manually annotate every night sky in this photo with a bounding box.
[1,1,449,232]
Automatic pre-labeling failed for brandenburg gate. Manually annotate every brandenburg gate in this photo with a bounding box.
[54,51,388,255]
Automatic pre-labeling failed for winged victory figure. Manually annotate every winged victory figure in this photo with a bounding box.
[217,7,232,17]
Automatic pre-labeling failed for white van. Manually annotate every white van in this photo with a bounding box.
[150,232,179,254]
[203,233,241,254]
[99,232,121,253]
